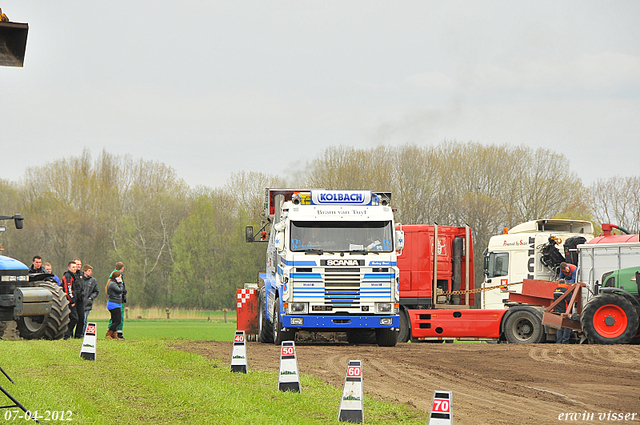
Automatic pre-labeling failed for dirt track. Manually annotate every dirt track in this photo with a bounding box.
[179,340,640,424]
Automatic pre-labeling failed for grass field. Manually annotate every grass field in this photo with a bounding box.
[0,320,425,424]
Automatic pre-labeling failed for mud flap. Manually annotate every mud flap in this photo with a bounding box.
[0,22,28,67]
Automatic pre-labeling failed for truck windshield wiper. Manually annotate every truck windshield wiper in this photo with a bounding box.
[304,249,323,255]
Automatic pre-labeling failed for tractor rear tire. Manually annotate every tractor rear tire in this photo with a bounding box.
[581,293,639,344]
[503,309,544,344]
[16,281,70,340]
[258,287,273,343]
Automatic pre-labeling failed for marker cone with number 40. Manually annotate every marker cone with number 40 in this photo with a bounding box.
[230,331,248,373]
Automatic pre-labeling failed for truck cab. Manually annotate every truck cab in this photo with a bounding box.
[483,219,594,309]
[251,189,404,346]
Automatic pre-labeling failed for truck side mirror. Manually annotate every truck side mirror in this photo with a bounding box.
[395,230,405,251]
[245,226,254,243]
[14,214,23,230]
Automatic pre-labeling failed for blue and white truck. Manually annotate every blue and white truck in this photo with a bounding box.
[245,189,404,346]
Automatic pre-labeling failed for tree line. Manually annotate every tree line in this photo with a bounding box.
[0,144,637,309]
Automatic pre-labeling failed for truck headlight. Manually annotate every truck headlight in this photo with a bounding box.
[290,303,307,313]
[290,318,304,325]
[376,303,392,313]
[380,318,393,325]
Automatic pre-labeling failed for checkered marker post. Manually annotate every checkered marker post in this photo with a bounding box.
[278,341,300,392]
[428,391,453,425]
[79,322,97,361]
[230,331,248,373]
[338,360,363,423]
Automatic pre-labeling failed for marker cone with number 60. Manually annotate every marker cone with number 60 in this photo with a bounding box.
[338,360,363,423]
[428,391,453,425]
[230,330,248,373]
[278,341,300,392]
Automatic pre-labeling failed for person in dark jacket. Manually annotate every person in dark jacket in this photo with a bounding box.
[108,262,127,339]
[79,265,99,338]
[61,261,80,340]
[28,256,46,274]
[106,271,124,340]
[69,258,85,338]
[554,281,571,344]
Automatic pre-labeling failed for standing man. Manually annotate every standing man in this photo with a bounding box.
[28,256,46,274]
[61,261,79,340]
[108,262,127,339]
[80,265,99,338]
[70,258,85,338]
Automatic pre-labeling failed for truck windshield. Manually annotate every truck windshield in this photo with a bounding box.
[290,221,394,253]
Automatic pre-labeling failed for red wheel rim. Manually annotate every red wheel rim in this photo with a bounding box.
[593,304,628,338]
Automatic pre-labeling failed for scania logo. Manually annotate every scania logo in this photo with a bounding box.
[322,259,363,266]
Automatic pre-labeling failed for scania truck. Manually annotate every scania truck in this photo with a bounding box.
[245,189,404,347]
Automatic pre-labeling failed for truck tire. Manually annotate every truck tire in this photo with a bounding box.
[258,287,273,343]
[15,281,70,340]
[503,310,544,344]
[273,301,295,345]
[581,293,639,344]
[397,309,411,343]
[346,330,376,344]
[376,328,398,347]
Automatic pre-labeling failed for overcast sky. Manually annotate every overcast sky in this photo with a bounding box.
[2,1,639,189]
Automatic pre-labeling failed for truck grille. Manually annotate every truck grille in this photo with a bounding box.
[292,267,393,309]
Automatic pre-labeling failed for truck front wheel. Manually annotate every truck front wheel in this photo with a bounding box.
[581,294,639,344]
[503,310,544,344]
[273,302,295,345]
[258,288,273,343]
[376,328,398,347]
[397,309,411,343]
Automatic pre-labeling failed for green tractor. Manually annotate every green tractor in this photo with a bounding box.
[580,266,640,344]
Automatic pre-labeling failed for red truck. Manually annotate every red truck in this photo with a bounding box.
[396,224,562,343]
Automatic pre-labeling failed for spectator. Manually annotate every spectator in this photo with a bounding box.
[28,256,46,274]
[70,258,85,338]
[105,271,124,340]
[61,261,79,340]
[80,265,99,338]
[108,262,127,339]
[43,262,60,285]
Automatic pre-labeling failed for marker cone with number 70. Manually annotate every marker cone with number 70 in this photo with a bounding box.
[428,391,453,425]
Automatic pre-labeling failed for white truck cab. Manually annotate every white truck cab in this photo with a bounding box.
[483,219,594,309]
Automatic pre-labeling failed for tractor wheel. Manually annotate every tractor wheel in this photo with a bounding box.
[273,301,295,345]
[346,329,376,344]
[376,328,398,347]
[581,293,639,344]
[503,309,544,344]
[16,281,70,340]
[397,309,411,343]
[258,288,273,343]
